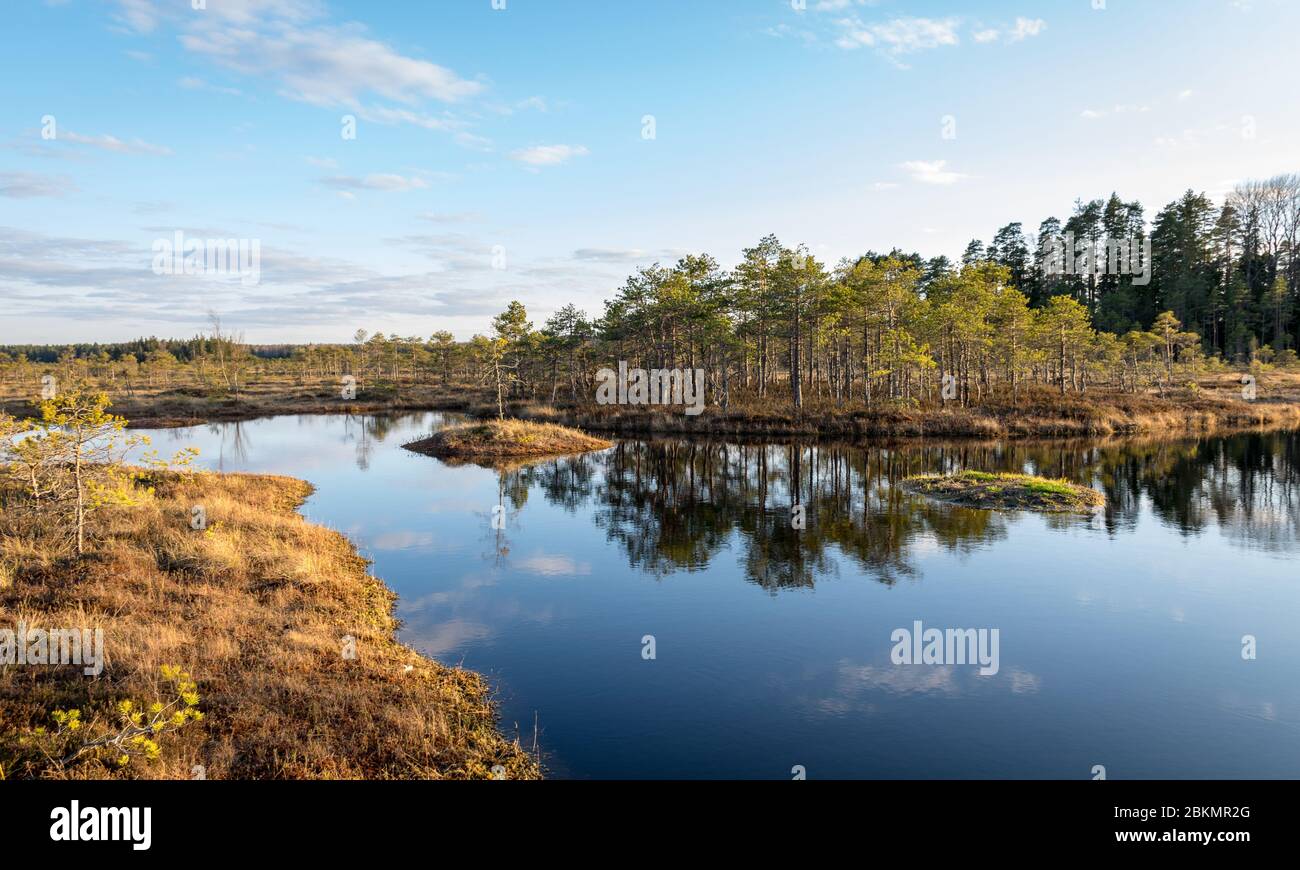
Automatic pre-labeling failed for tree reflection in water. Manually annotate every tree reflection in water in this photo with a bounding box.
[494,430,1299,591]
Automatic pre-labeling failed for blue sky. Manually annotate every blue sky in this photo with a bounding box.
[3,0,1298,343]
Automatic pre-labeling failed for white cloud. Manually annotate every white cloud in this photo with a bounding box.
[112,0,157,33]
[572,248,647,262]
[834,16,960,54]
[320,173,429,192]
[181,24,483,107]
[113,0,321,33]
[1007,17,1047,42]
[109,1,488,143]
[0,223,516,334]
[899,159,966,185]
[418,211,482,224]
[0,172,77,198]
[510,144,589,166]
[453,131,494,151]
[178,76,243,97]
[354,105,459,131]
[970,17,1047,44]
[60,131,172,156]
[193,0,322,27]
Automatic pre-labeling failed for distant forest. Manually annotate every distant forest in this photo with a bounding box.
[6,174,1298,407]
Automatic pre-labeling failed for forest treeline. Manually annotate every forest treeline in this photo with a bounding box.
[5,174,1298,410]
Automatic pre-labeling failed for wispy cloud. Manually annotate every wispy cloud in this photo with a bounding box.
[112,0,486,141]
[1007,17,1046,42]
[0,171,78,198]
[0,223,513,332]
[418,211,482,224]
[807,12,1044,57]
[813,0,871,10]
[384,232,495,271]
[111,0,158,34]
[510,144,589,167]
[899,160,972,185]
[320,173,430,192]
[572,248,646,262]
[178,76,243,97]
[834,16,960,55]
[178,12,482,107]
[490,95,550,115]
[60,130,172,156]
[899,160,967,185]
[971,17,1047,44]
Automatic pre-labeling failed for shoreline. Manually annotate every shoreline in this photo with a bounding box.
[520,401,1300,441]
[6,377,1300,442]
[0,469,540,780]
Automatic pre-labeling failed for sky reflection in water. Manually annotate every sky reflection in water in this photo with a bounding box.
[139,414,1300,779]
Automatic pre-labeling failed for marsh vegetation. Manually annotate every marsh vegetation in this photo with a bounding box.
[902,471,1106,512]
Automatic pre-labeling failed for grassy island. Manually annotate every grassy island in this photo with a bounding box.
[404,418,612,461]
[902,471,1105,512]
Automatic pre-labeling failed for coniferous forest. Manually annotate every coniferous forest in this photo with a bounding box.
[6,176,1298,415]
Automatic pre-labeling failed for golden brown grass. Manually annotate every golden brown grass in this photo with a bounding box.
[902,471,1105,512]
[527,376,1300,440]
[0,375,477,429]
[4,369,1299,438]
[0,471,540,780]
[404,418,612,461]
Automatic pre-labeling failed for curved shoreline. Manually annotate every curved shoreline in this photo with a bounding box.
[0,470,540,780]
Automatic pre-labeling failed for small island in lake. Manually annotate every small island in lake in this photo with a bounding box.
[404,418,613,461]
[902,471,1105,512]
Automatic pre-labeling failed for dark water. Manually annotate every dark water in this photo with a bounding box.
[137,415,1300,778]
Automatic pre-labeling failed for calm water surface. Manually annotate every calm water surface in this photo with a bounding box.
[138,414,1300,778]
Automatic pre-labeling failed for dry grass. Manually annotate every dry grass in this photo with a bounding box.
[0,471,540,780]
[404,418,612,461]
[903,471,1105,512]
[526,376,1300,440]
[0,376,477,429]
[4,370,1299,439]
